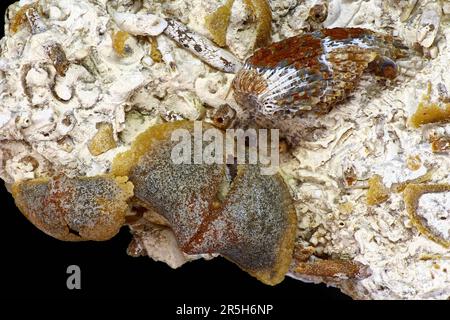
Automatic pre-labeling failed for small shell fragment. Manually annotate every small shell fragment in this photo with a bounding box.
[25,4,46,34]
[400,0,418,22]
[211,104,237,129]
[309,3,328,23]
[9,2,36,33]
[44,43,70,76]
[113,12,168,36]
[430,135,450,153]
[428,46,439,59]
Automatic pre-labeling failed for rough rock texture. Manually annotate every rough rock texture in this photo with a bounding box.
[1,0,449,299]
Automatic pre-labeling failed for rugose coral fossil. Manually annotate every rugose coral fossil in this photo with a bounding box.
[0,0,449,299]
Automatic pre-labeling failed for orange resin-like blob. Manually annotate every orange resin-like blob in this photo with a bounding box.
[410,102,450,128]
[403,184,450,248]
[10,3,36,33]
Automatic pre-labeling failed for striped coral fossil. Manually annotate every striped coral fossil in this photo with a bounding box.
[233,28,408,119]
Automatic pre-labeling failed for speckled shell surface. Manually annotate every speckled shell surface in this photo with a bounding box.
[1,0,449,300]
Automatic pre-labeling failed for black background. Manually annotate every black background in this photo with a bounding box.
[0,0,349,304]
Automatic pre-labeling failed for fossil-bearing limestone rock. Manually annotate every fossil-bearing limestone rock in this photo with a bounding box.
[1,0,449,299]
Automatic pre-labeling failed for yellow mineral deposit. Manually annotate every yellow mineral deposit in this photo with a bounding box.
[149,36,162,62]
[112,30,130,57]
[403,184,450,248]
[410,102,450,127]
[10,2,37,33]
[243,0,272,48]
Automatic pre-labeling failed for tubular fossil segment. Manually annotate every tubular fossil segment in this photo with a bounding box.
[113,12,168,36]
[12,175,133,241]
[163,19,243,73]
[1,0,450,300]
